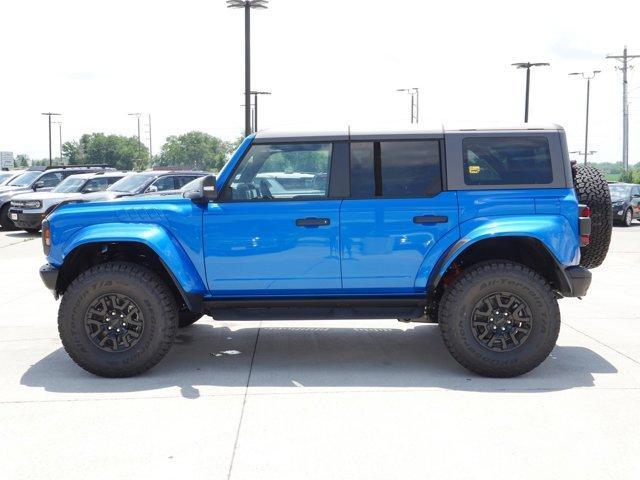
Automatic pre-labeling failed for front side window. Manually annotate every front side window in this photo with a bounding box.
[150,176,176,192]
[82,177,109,193]
[38,172,64,188]
[463,137,553,186]
[350,140,441,198]
[225,143,332,201]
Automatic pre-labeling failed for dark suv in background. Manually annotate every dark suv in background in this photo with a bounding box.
[609,183,640,227]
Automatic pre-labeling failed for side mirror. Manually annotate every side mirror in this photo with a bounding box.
[147,185,159,193]
[33,180,45,191]
[184,175,217,203]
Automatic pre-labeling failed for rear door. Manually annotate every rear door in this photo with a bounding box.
[340,138,459,294]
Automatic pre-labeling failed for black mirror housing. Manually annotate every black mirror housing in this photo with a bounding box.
[185,175,217,203]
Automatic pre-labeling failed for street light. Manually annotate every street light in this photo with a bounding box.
[511,62,550,123]
[396,88,419,123]
[41,112,61,166]
[52,121,63,164]
[569,71,601,165]
[250,90,271,132]
[128,113,142,157]
[227,0,269,138]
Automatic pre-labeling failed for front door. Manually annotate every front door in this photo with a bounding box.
[203,142,341,296]
[340,139,459,294]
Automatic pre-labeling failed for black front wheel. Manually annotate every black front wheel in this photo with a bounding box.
[623,208,633,227]
[439,261,560,377]
[0,204,17,230]
[58,262,179,377]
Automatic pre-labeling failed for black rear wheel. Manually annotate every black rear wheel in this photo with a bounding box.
[439,261,560,377]
[58,262,178,377]
[0,204,17,230]
[573,164,612,268]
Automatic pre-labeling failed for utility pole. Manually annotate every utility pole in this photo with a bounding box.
[148,114,153,160]
[227,0,269,138]
[128,113,142,157]
[569,71,600,165]
[41,113,61,166]
[250,91,271,132]
[606,46,640,171]
[52,121,63,164]
[511,62,550,122]
[396,88,419,123]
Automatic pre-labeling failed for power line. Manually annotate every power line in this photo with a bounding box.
[606,46,640,171]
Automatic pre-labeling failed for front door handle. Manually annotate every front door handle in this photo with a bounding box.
[413,215,448,224]
[296,217,331,227]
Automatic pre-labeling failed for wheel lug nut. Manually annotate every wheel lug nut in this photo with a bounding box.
[493,326,497,330]
[501,327,506,331]
[489,318,494,322]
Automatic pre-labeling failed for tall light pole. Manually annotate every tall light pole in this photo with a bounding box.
[606,46,640,171]
[250,91,271,132]
[148,114,153,160]
[569,71,601,165]
[511,62,550,123]
[227,0,269,138]
[396,88,419,123]
[41,112,61,166]
[52,121,63,163]
[128,113,142,157]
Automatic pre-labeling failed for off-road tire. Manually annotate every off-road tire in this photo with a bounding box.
[438,261,561,378]
[58,262,178,377]
[573,164,612,268]
[178,311,203,328]
[0,204,17,230]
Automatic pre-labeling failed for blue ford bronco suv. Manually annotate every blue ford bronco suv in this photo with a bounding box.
[39,125,612,378]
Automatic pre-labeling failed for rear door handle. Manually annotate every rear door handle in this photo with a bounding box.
[296,217,331,227]
[413,215,448,224]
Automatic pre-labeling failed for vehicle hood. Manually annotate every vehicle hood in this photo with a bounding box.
[11,191,76,202]
[0,185,29,194]
[610,195,628,203]
[0,186,30,202]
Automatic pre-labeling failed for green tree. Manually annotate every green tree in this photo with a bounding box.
[15,154,30,167]
[63,134,149,171]
[156,131,228,171]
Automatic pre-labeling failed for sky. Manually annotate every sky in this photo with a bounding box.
[1,0,639,164]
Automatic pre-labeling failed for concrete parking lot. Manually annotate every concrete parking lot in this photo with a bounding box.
[1,226,639,480]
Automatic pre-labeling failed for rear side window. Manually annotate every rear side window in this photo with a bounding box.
[463,137,553,186]
[350,140,441,198]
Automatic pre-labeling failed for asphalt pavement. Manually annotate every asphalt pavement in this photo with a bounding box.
[1,225,639,480]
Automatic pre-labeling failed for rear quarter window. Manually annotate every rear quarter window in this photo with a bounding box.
[463,137,553,186]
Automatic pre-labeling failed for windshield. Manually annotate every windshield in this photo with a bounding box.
[7,170,42,187]
[609,184,632,200]
[53,177,86,193]
[107,173,156,193]
[0,172,14,183]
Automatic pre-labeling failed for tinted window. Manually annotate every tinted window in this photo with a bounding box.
[349,140,441,198]
[463,137,553,186]
[226,143,332,200]
[150,176,176,192]
[176,176,200,188]
[82,177,109,192]
[39,172,64,187]
[107,176,123,186]
[350,142,376,198]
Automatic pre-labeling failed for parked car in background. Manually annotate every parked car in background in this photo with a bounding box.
[0,165,114,230]
[9,171,127,233]
[0,170,26,186]
[80,170,209,202]
[609,182,640,227]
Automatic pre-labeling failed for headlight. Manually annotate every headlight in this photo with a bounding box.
[12,200,42,209]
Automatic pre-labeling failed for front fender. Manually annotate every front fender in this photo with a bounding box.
[50,222,207,297]
[415,215,580,291]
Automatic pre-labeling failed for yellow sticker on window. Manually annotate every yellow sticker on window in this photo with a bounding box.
[469,165,481,174]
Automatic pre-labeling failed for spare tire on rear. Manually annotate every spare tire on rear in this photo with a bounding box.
[573,164,612,269]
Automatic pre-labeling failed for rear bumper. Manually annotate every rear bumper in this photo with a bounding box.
[562,266,591,297]
[9,209,44,230]
[39,263,59,294]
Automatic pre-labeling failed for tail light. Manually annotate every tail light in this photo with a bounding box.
[42,219,51,255]
[578,204,591,246]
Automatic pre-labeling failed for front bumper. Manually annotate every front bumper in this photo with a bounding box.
[39,263,59,294]
[562,266,592,297]
[612,205,626,220]
[8,208,45,230]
